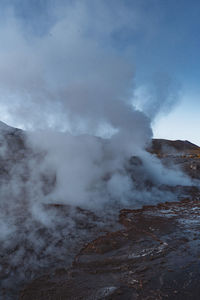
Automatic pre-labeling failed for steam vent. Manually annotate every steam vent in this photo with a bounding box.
[0,122,199,299]
[20,138,200,300]
[0,1,200,299]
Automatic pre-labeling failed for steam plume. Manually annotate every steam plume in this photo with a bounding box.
[0,1,193,299]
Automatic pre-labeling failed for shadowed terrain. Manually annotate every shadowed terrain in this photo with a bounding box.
[20,197,200,300]
[149,138,200,157]
[19,133,200,299]
[0,123,200,299]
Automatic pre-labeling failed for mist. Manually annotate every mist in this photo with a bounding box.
[0,0,187,206]
[0,1,196,299]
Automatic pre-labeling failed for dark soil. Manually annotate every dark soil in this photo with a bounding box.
[20,197,200,300]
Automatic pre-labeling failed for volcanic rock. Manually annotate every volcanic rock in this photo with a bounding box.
[0,122,200,299]
[20,196,200,300]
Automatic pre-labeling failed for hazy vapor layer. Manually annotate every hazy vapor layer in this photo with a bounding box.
[0,0,185,204]
[0,1,193,299]
[0,1,150,135]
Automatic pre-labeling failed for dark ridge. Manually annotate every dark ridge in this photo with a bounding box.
[148,138,200,156]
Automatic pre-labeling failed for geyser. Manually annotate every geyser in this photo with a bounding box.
[0,1,196,299]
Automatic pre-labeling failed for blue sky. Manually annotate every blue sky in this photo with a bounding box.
[131,0,200,144]
[0,0,199,144]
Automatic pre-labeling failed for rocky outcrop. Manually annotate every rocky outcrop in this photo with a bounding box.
[148,139,200,157]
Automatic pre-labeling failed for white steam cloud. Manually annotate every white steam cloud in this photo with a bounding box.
[0,1,195,299]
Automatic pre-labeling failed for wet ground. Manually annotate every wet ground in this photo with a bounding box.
[20,197,200,300]
[1,127,200,299]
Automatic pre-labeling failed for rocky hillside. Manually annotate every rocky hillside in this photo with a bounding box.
[20,196,200,300]
[148,139,200,180]
[0,122,200,299]
[149,138,200,157]
[19,133,200,299]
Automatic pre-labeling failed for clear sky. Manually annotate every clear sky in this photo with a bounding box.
[0,0,199,145]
